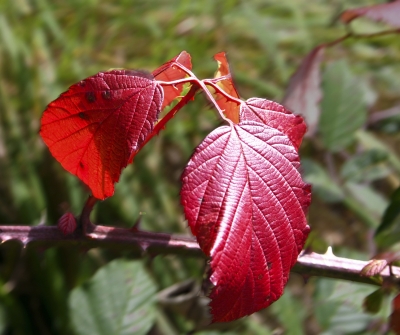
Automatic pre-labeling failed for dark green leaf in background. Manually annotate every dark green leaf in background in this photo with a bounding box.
[356,130,400,174]
[69,259,157,335]
[302,158,344,203]
[363,288,384,314]
[340,149,390,183]
[271,289,305,335]
[314,279,376,334]
[344,182,387,225]
[320,60,368,152]
[375,186,400,237]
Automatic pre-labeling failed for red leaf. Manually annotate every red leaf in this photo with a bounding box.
[360,259,388,277]
[282,46,325,137]
[57,212,77,235]
[240,98,306,151]
[181,121,310,322]
[152,51,192,109]
[212,52,240,123]
[390,294,400,334]
[394,293,400,310]
[361,251,400,276]
[340,1,400,28]
[40,70,163,200]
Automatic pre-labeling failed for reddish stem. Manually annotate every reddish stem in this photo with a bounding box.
[79,196,97,233]
[202,80,242,105]
[173,63,231,122]
[323,28,400,49]
[133,73,242,163]
[133,83,200,157]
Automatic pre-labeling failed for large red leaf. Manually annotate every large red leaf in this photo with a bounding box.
[340,0,400,28]
[152,51,192,109]
[282,46,324,137]
[181,121,310,322]
[240,98,306,151]
[40,70,163,200]
[212,52,240,123]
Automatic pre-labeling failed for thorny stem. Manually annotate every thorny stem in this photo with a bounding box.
[0,223,399,287]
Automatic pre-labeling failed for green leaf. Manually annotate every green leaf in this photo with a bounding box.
[378,117,400,134]
[375,186,400,237]
[345,182,388,222]
[363,288,384,314]
[69,260,157,335]
[375,223,400,249]
[314,279,376,334]
[355,130,400,173]
[328,305,372,334]
[319,60,368,152]
[302,158,344,203]
[271,289,305,335]
[341,149,390,183]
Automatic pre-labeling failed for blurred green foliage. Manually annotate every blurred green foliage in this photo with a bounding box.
[69,260,157,335]
[0,0,400,334]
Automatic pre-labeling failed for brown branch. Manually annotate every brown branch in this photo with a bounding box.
[322,28,400,49]
[368,105,400,125]
[0,224,201,256]
[294,248,400,286]
[0,224,399,286]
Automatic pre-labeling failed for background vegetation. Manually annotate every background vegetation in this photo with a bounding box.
[0,0,400,334]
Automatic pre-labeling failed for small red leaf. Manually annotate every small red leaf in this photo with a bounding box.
[58,212,77,235]
[282,46,325,137]
[181,121,310,322]
[361,251,400,276]
[240,98,306,151]
[360,259,388,277]
[40,70,163,200]
[340,1,400,28]
[212,52,240,123]
[153,51,192,109]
